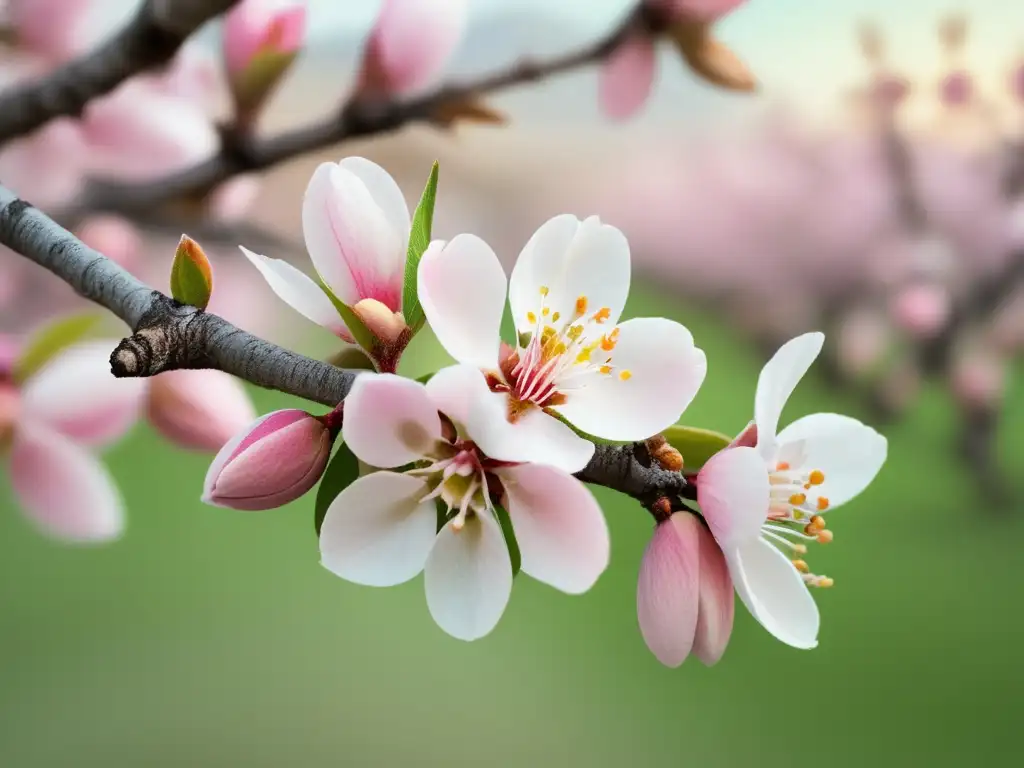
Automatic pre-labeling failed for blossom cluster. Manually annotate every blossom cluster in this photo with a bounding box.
[203,156,888,666]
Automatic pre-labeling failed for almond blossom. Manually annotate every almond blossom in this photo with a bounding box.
[696,332,887,649]
[0,338,146,542]
[417,214,707,474]
[240,157,410,359]
[319,367,610,641]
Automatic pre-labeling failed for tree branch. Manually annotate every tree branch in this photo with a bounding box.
[0,183,686,506]
[0,0,240,144]
[75,6,643,216]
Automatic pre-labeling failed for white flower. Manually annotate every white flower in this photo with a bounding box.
[318,366,610,641]
[240,156,409,346]
[696,332,888,649]
[417,214,707,474]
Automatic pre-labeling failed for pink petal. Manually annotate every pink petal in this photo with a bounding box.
[222,0,307,76]
[320,471,437,586]
[9,422,124,543]
[599,32,657,121]
[302,162,405,310]
[359,0,468,97]
[146,370,257,453]
[338,157,411,244]
[424,509,512,641]
[692,522,734,666]
[203,409,331,510]
[553,317,707,442]
[417,235,506,369]
[696,446,769,549]
[636,513,701,667]
[496,463,609,594]
[342,374,440,468]
[20,340,146,447]
[424,363,489,431]
[239,246,352,340]
[7,0,100,62]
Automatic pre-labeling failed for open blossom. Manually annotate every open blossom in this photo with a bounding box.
[319,367,610,641]
[357,0,468,98]
[696,332,887,649]
[1,338,146,542]
[417,214,707,474]
[241,157,410,355]
[637,511,734,667]
[600,0,751,120]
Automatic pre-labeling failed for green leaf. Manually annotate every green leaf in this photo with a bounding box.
[317,278,377,353]
[401,161,439,333]
[314,442,360,536]
[492,503,521,578]
[169,235,213,309]
[325,346,375,370]
[12,312,103,384]
[662,425,732,470]
[435,498,450,533]
[415,372,435,384]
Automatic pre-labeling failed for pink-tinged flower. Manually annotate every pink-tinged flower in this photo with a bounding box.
[599,0,750,121]
[637,511,734,667]
[417,214,707,474]
[222,0,307,78]
[203,408,333,510]
[241,157,410,350]
[76,215,143,270]
[146,370,257,453]
[319,368,610,641]
[0,118,87,208]
[696,332,887,649]
[939,70,973,107]
[1,339,146,543]
[357,0,468,98]
[889,283,950,339]
[7,0,99,62]
[209,175,262,223]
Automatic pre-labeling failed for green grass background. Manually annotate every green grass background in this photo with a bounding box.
[2,285,1022,767]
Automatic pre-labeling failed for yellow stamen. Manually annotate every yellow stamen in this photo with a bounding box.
[808,470,825,485]
[809,515,826,531]
[526,312,537,324]
[792,559,809,573]
[539,286,549,297]
[542,307,550,317]
[789,493,807,506]
[792,544,808,554]
[575,295,588,315]
[551,312,560,322]
[599,365,612,375]
[776,461,791,471]
[817,577,834,588]
[816,496,830,511]
[793,510,805,520]
[567,325,584,341]
[619,370,632,381]
[591,307,610,323]
[576,344,597,364]
[816,530,834,544]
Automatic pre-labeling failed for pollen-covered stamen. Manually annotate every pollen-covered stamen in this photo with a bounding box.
[507,287,631,413]
[762,461,835,587]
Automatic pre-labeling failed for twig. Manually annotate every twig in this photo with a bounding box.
[76,6,643,215]
[0,0,240,144]
[0,184,686,506]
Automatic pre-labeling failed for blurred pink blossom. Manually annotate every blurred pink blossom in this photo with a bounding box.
[209,175,262,223]
[222,0,307,78]
[599,32,657,121]
[939,70,973,107]
[0,118,87,207]
[146,369,257,453]
[357,0,468,98]
[6,0,98,63]
[76,215,143,270]
[951,347,1007,409]
[890,283,951,339]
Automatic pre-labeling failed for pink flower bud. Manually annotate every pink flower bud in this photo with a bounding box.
[146,370,257,453]
[203,409,333,510]
[890,283,950,339]
[358,0,468,98]
[76,215,142,270]
[222,0,307,78]
[352,297,408,346]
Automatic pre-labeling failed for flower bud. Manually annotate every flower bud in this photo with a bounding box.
[352,298,408,346]
[146,370,257,453]
[890,283,950,339]
[203,408,333,510]
[222,0,307,118]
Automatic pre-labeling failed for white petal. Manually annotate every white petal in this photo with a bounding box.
[508,214,631,333]
[775,412,887,508]
[467,389,594,474]
[20,339,146,447]
[424,363,489,431]
[302,162,404,309]
[417,234,505,369]
[728,537,820,650]
[342,374,440,468]
[319,471,437,587]
[497,463,609,594]
[9,421,125,543]
[696,446,770,549]
[553,318,707,442]
[424,511,513,641]
[239,246,349,338]
[337,156,411,245]
[754,332,824,461]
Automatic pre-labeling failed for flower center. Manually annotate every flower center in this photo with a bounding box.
[761,461,835,589]
[409,440,494,532]
[489,287,632,422]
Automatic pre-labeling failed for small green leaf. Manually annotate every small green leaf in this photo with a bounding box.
[325,346,375,370]
[415,372,435,384]
[318,278,377,353]
[492,503,521,578]
[662,425,732,470]
[314,442,360,536]
[402,161,439,333]
[12,312,103,384]
[169,235,214,309]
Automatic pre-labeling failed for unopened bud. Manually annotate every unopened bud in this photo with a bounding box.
[147,369,257,453]
[352,298,409,346]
